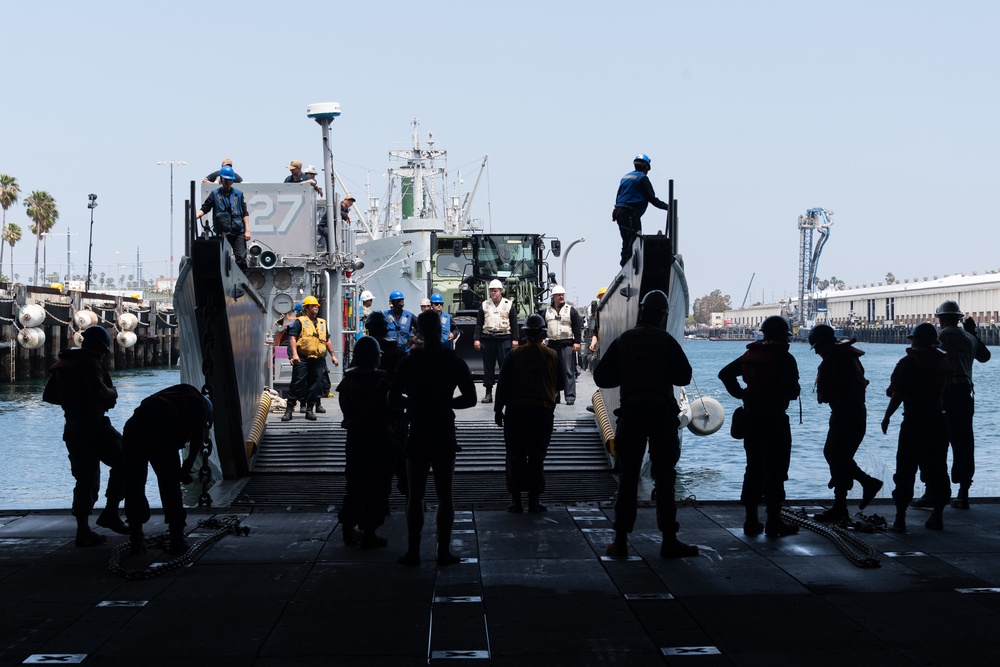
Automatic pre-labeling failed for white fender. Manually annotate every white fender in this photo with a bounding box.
[687,396,726,436]
[118,312,139,331]
[116,331,138,348]
[17,327,46,350]
[74,310,99,329]
[18,304,46,328]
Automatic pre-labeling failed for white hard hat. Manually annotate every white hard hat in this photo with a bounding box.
[551,285,566,295]
[420,297,431,306]
[304,165,318,175]
[360,290,374,302]
[488,279,503,290]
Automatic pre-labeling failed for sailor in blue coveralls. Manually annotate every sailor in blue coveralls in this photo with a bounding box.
[613,153,670,266]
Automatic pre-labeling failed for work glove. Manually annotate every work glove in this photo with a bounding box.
[494,411,504,427]
[963,317,977,334]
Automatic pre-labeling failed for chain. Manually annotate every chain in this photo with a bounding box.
[198,294,217,508]
[107,515,248,580]
[781,507,881,568]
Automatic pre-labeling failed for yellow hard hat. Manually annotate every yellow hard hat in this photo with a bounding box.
[302,295,320,306]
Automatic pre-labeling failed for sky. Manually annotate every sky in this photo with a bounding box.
[2,0,998,311]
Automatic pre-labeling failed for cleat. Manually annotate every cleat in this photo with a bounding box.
[859,479,884,510]
[660,538,699,558]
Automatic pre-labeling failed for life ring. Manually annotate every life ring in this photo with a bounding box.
[686,396,725,436]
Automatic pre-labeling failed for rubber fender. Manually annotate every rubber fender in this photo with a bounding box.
[687,396,725,436]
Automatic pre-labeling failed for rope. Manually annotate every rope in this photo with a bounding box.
[781,507,881,568]
[108,515,249,580]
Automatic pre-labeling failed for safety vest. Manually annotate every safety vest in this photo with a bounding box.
[296,316,328,358]
[615,170,647,209]
[439,312,452,347]
[545,304,574,341]
[210,188,246,234]
[385,309,413,348]
[482,298,513,335]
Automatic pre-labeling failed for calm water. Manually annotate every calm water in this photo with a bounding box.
[2,342,999,509]
[0,367,182,510]
[678,340,1000,502]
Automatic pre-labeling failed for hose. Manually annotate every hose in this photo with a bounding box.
[246,391,272,459]
[591,390,615,457]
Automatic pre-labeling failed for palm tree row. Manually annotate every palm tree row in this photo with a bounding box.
[1,173,58,285]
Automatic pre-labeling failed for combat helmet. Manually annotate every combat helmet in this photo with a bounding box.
[760,316,792,340]
[81,326,111,353]
[935,300,962,318]
[352,336,382,368]
[908,322,939,345]
[522,313,546,340]
[638,290,669,326]
[808,324,837,349]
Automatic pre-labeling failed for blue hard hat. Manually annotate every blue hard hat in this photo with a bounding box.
[634,153,651,165]
[294,300,303,312]
[219,165,236,180]
[390,290,405,301]
[429,293,444,304]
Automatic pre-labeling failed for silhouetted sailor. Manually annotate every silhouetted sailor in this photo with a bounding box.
[612,153,669,266]
[366,310,407,499]
[43,325,127,546]
[123,384,210,555]
[337,336,394,548]
[719,316,801,537]
[927,300,990,509]
[881,323,953,532]
[389,311,477,566]
[808,325,883,522]
[494,313,562,513]
[594,290,698,559]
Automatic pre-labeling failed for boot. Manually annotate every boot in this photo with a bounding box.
[305,408,317,421]
[281,403,294,421]
[605,533,629,558]
[660,536,699,558]
[300,403,307,414]
[813,496,848,523]
[889,506,907,533]
[910,490,933,508]
[314,403,327,414]
[743,505,763,536]
[528,495,547,513]
[859,477,884,510]
[481,388,492,404]
[129,526,146,555]
[96,504,129,534]
[764,505,799,537]
[167,524,189,555]
[507,493,523,513]
[75,514,107,547]
[925,509,944,530]
[952,485,970,510]
[343,525,361,546]
[361,530,388,549]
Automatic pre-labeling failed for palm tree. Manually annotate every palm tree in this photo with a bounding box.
[0,175,20,277]
[23,190,58,286]
[5,222,22,282]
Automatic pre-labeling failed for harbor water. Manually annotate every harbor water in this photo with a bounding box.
[2,341,999,510]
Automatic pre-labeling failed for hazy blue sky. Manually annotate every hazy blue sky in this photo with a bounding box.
[2,1,997,310]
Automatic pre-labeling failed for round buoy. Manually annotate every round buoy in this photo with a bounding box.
[687,396,726,436]
[18,304,46,328]
[17,327,46,350]
[74,310,99,329]
[118,312,139,331]
[116,331,138,348]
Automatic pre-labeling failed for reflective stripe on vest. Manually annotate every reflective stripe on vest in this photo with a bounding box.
[296,316,328,358]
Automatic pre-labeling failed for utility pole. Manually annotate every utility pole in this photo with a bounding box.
[156,160,187,286]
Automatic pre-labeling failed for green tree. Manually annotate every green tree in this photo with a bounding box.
[24,190,58,285]
[692,289,732,324]
[0,174,20,278]
[885,272,896,285]
[4,222,22,281]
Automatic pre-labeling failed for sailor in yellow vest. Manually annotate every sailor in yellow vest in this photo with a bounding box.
[284,295,340,421]
[543,285,583,405]
[474,278,519,403]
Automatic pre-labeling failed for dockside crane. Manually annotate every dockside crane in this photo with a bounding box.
[796,208,834,328]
